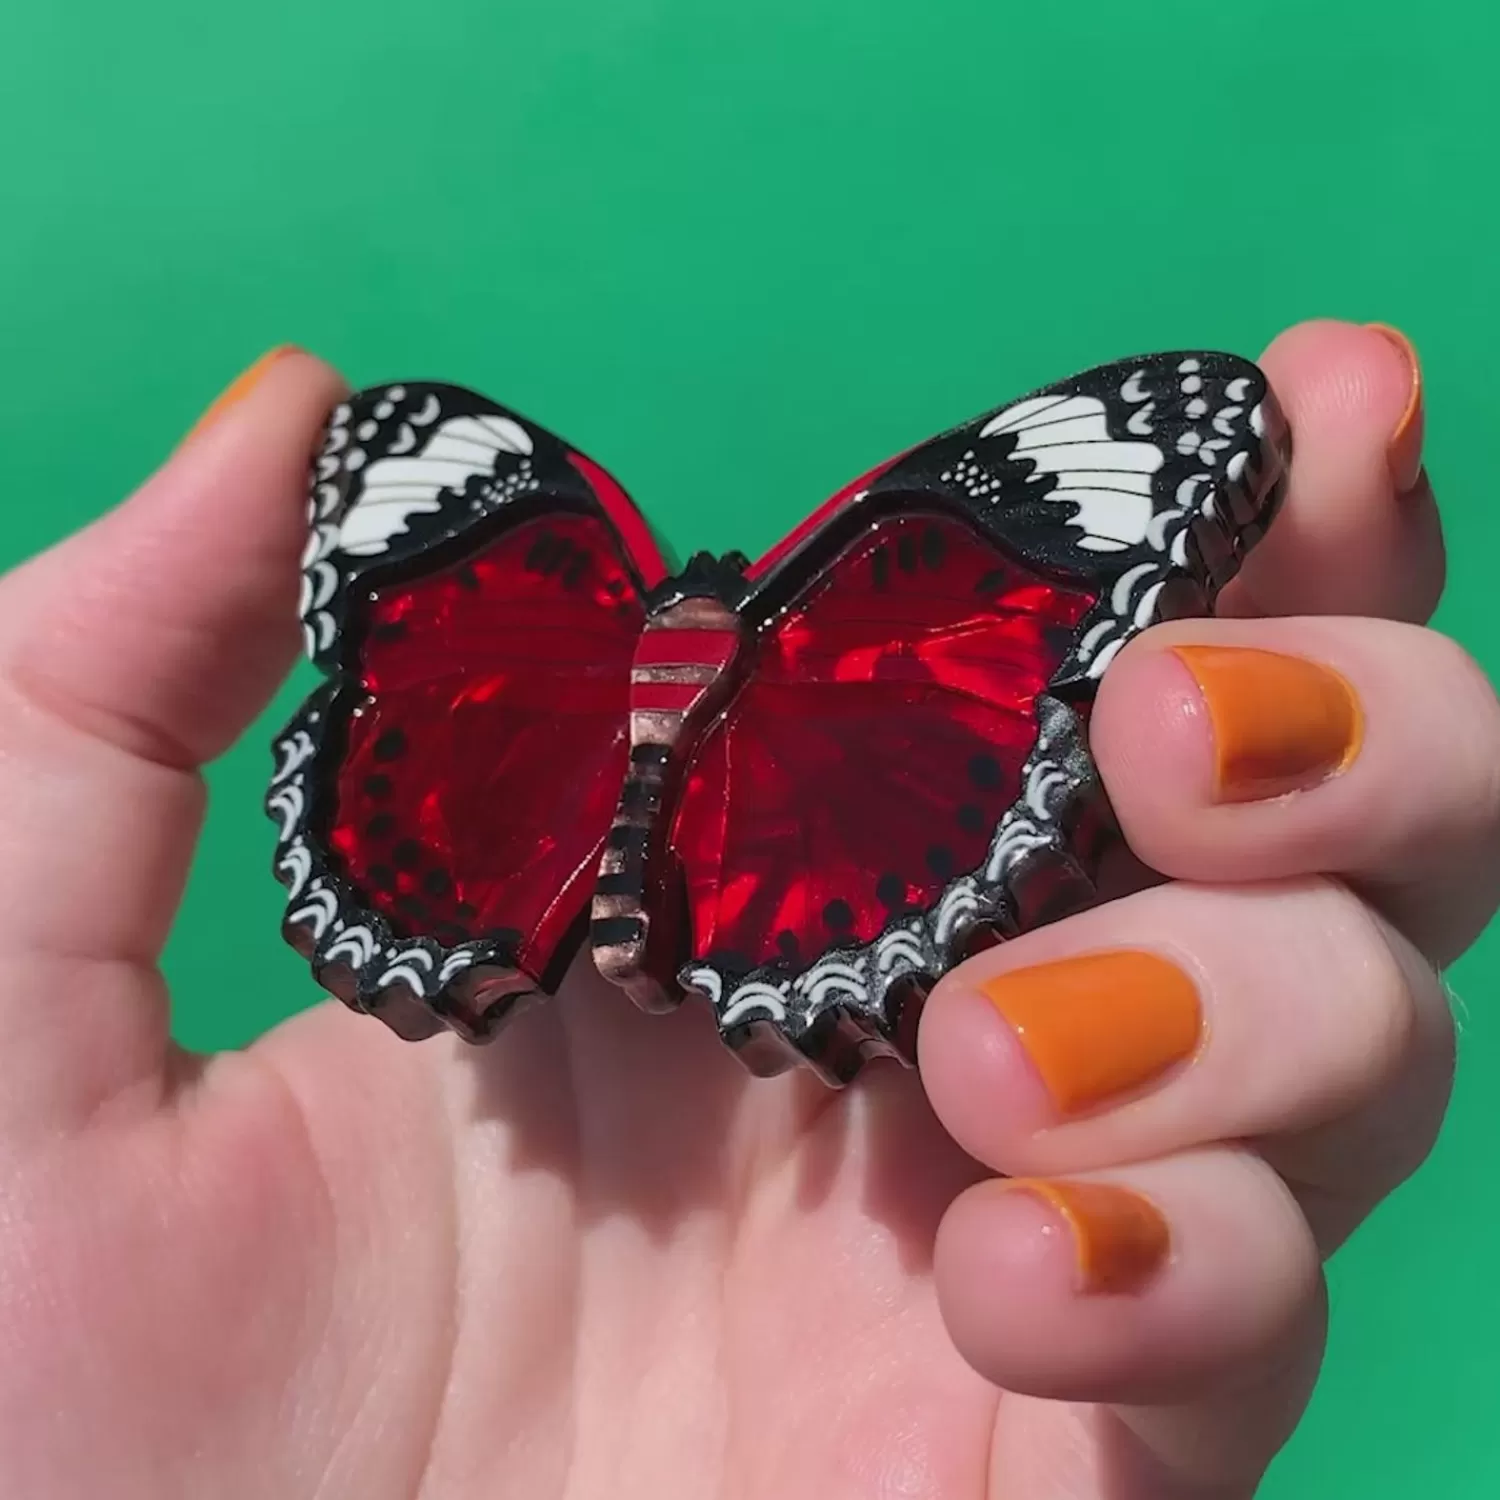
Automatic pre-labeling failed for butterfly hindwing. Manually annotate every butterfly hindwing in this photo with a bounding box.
[271,383,663,1039]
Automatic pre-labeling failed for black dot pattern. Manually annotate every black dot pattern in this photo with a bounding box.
[823,898,855,933]
[968,753,1001,789]
[372,728,407,763]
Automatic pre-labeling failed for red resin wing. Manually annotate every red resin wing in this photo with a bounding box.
[272,380,666,1037]
[327,512,646,980]
[668,511,1096,974]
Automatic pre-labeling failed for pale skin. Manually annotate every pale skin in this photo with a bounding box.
[0,319,1491,1499]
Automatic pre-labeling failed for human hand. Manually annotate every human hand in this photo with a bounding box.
[0,322,1486,1498]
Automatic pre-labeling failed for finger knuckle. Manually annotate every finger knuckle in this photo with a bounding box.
[1430,635,1500,824]
[1310,878,1426,1093]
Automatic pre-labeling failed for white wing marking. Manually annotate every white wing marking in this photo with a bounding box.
[336,413,536,558]
[720,985,789,1026]
[980,395,1166,549]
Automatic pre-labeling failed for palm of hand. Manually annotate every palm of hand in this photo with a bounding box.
[15,960,1027,1500]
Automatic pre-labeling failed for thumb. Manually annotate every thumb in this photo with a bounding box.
[0,348,346,1137]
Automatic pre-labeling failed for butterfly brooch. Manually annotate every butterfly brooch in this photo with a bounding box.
[267,352,1289,1084]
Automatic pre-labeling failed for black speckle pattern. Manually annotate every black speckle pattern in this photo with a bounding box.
[925,845,955,879]
[823,898,855,933]
[957,803,985,834]
[876,872,906,909]
[392,839,422,871]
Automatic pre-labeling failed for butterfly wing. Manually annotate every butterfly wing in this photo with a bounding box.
[269,383,665,1041]
[670,352,1289,1081]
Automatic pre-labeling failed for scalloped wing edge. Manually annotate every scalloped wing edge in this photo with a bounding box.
[266,682,545,1042]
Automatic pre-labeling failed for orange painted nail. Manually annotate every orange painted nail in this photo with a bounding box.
[1172,645,1363,803]
[186,346,300,443]
[998,1179,1170,1294]
[980,950,1200,1116]
[1367,324,1425,494]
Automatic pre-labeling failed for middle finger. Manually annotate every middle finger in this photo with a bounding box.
[1092,613,1500,965]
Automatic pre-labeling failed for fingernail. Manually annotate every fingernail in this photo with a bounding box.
[980,951,1200,1115]
[1367,324,1425,494]
[997,1179,1170,1294]
[1172,645,1363,803]
[186,346,301,442]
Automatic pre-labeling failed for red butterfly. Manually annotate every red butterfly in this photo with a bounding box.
[268,352,1288,1083]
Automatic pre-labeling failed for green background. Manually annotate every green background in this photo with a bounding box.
[1,1,1495,1492]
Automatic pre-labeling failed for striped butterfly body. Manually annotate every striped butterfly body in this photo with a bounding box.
[268,352,1289,1084]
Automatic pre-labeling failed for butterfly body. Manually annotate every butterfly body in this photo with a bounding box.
[269,353,1289,1083]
